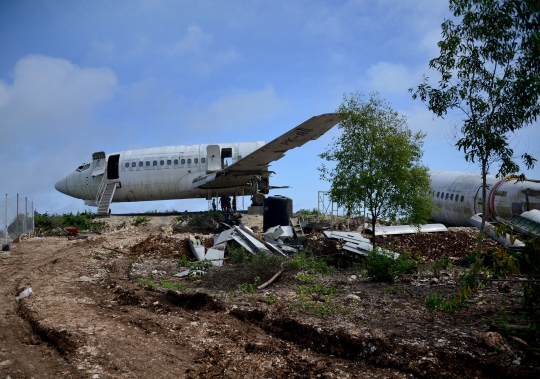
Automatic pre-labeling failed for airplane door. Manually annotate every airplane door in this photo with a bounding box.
[91,151,106,177]
[107,154,120,180]
[207,145,221,172]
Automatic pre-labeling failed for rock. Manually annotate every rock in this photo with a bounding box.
[498,282,511,293]
[430,278,439,285]
[482,331,502,347]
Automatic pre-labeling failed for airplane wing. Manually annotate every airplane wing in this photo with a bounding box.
[192,113,340,189]
[225,113,340,173]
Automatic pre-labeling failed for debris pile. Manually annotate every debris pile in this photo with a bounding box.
[130,235,193,258]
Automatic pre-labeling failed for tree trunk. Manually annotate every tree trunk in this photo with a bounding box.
[371,216,377,249]
[478,160,488,250]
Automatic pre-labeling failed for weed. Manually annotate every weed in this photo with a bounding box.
[363,249,419,282]
[288,252,332,274]
[432,255,449,277]
[133,216,150,225]
[138,277,186,291]
[249,252,284,269]
[237,277,261,293]
[138,277,158,289]
[296,273,315,283]
[159,280,187,291]
[262,295,277,304]
[295,283,345,318]
[189,259,212,273]
[228,244,248,263]
[425,292,444,310]
[177,255,191,267]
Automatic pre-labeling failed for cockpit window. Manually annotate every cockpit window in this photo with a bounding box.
[76,165,84,172]
[82,164,91,171]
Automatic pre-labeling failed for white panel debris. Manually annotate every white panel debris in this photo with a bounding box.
[324,230,399,259]
[469,214,525,248]
[366,224,447,236]
[205,245,225,267]
[188,235,206,261]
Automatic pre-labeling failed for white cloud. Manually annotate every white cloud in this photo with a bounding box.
[90,39,116,55]
[186,86,288,136]
[0,55,118,207]
[363,62,420,95]
[168,24,213,56]
[0,55,117,138]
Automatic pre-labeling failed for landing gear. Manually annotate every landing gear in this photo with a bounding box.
[251,193,265,206]
[249,176,267,206]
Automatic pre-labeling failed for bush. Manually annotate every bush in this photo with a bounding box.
[288,252,333,274]
[34,211,106,233]
[228,244,248,263]
[363,249,419,282]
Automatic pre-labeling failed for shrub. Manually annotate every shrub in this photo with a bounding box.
[363,248,419,282]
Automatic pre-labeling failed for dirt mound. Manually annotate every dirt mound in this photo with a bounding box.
[129,234,191,258]
[377,227,499,261]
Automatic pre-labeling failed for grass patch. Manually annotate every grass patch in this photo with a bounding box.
[133,216,150,225]
[237,277,261,293]
[288,252,333,275]
[138,277,186,291]
[295,283,345,318]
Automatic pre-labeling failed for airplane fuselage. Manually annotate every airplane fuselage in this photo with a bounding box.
[55,141,266,204]
[430,170,540,226]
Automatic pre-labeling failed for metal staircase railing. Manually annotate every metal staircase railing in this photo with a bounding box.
[96,182,118,215]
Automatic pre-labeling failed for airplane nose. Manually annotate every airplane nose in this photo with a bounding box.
[55,177,68,195]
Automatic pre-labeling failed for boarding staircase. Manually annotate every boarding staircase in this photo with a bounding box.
[96,180,118,216]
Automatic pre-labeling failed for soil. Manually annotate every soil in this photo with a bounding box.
[1,215,538,379]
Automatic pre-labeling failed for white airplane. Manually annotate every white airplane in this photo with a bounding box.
[430,170,540,226]
[54,113,341,215]
[54,112,540,225]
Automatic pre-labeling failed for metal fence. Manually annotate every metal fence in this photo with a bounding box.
[1,194,34,246]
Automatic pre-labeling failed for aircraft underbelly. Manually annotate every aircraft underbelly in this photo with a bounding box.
[198,174,251,190]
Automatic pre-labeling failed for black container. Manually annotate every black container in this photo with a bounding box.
[263,195,293,231]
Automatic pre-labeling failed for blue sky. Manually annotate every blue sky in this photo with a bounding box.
[0,0,538,214]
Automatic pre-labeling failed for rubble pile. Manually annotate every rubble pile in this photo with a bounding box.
[129,234,193,258]
[376,226,499,261]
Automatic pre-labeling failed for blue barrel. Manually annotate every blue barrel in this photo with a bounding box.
[263,195,293,231]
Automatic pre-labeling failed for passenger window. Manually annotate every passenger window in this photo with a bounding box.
[125,163,129,168]
[153,161,157,166]
[160,160,164,165]
[201,158,206,163]
[194,158,198,164]
[461,195,464,202]
[132,162,136,167]
[146,161,150,166]
[167,159,171,165]
[450,194,454,200]
[139,162,143,167]
[188,158,192,164]
[455,195,459,202]
[174,159,178,165]
[441,192,444,199]
[437,191,440,198]
[181,159,185,164]
[445,193,449,200]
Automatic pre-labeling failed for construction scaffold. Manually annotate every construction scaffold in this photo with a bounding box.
[317,191,367,229]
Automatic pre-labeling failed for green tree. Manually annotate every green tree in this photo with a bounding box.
[319,92,433,247]
[411,0,540,246]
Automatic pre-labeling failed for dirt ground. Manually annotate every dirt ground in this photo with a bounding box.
[1,214,538,379]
